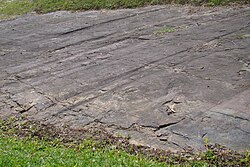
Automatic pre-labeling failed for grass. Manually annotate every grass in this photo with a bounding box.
[237,34,250,39]
[0,0,33,19]
[154,26,176,35]
[0,135,167,167]
[0,117,249,167]
[0,118,200,167]
[0,0,249,19]
[0,117,165,167]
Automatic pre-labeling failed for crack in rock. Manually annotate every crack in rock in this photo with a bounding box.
[212,111,249,122]
[171,130,190,140]
[140,118,186,132]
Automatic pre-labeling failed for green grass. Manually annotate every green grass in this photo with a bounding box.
[0,118,249,166]
[0,135,166,167]
[0,0,33,19]
[237,34,250,39]
[154,26,176,35]
[0,0,249,19]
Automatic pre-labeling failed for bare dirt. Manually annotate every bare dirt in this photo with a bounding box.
[0,5,249,153]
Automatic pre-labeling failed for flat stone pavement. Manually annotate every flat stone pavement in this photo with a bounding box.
[0,5,250,152]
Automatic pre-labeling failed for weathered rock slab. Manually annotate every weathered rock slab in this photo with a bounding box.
[0,5,250,152]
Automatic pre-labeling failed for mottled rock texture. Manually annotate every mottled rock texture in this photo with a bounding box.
[0,5,249,152]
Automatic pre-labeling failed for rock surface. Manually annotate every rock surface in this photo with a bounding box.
[0,5,249,152]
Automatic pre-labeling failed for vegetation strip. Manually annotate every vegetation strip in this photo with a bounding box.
[0,117,249,166]
[0,0,250,19]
